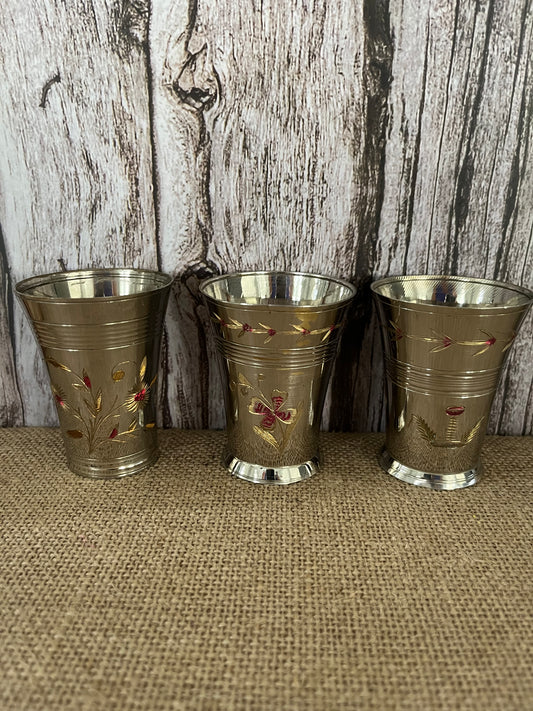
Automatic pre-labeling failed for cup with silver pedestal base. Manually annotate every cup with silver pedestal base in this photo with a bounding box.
[371,274,532,490]
[200,271,356,484]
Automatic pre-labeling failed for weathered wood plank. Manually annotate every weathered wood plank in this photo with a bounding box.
[0,0,157,425]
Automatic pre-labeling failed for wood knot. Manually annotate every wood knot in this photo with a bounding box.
[180,261,221,302]
[174,46,219,111]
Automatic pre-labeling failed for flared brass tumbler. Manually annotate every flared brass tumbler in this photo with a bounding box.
[371,275,533,490]
[16,268,172,478]
[200,271,356,484]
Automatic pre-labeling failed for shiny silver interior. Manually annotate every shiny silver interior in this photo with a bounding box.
[16,268,172,300]
[200,271,355,307]
[371,275,532,308]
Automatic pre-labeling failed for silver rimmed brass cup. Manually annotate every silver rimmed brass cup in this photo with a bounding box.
[200,271,356,484]
[16,268,172,479]
[371,274,533,490]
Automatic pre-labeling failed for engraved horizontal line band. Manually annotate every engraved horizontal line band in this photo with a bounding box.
[216,338,338,369]
[32,316,164,350]
[386,357,501,397]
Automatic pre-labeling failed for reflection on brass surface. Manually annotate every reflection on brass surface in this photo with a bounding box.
[371,275,533,490]
[16,268,172,479]
[200,271,356,484]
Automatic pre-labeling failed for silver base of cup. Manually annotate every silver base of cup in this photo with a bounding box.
[224,453,319,485]
[67,448,159,479]
[379,447,479,491]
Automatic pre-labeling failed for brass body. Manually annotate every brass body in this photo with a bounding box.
[16,268,172,478]
[201,271,356,484]
[372,275,533,489]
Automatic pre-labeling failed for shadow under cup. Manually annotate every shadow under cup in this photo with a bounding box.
[200,271,356,484]
[16,268,172,479]
[371,275,533,490]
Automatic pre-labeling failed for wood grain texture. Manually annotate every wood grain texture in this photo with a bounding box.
[0,0,531,433]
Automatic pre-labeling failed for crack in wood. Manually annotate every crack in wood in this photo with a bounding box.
[403,19,430,276]
[329,0,393,431]
[39,73,61,109]
[117,0,150,49]
[449,0,495,273]
[497,67,531,281]
[0,223,23,425]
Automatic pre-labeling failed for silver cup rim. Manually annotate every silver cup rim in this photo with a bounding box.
[199,270,356,309]
[15,267,173,303]
[370,273,533,309]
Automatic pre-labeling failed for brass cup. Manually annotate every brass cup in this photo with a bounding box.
[16,268,172,478]
[371,275,533,490]
[200,271,356,484]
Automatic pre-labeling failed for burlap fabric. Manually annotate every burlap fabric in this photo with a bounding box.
[1,428,532,711]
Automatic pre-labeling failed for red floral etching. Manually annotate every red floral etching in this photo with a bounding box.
[214,313,338,344]
[445,406,465,417]
[135,388,147,403]
[239,323,253,336]
[387,321,500,356]
[236,374,302,453]
[124,358,155,413]
[251,395,294,430]
[46,355,156,453]
[52,385,66,408]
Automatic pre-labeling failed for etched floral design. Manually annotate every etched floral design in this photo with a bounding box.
[412,406,484,448]
[124,387,149,412]
[234,373,302,452]
[46,355,156,454]
[249,391,297,430]
[214,314,338,344]
[445,405,465,417]
[119,356,157,414]
[52,384,67,409]
[387,320,501,357]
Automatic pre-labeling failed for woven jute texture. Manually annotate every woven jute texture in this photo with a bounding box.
[1,428,532,711]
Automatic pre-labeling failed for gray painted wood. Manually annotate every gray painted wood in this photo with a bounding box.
[0,0,531,433]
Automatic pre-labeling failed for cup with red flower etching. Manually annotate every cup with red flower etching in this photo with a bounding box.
[16,267,172,478]
[371,274,533,490]
[200,271,356,484]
